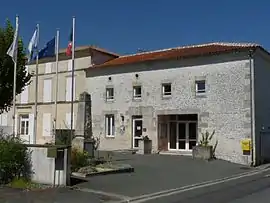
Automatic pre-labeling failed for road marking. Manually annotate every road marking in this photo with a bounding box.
[74,187,131,201]
[119,167,270,203]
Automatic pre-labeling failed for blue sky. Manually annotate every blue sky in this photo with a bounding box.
[1,0,270,55]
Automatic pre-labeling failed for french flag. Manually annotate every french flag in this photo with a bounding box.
[66,29,72,56]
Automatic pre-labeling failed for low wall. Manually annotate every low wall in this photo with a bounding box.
[25,144,71,186]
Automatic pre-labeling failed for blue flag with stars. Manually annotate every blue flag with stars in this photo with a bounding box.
[32,37,55,61]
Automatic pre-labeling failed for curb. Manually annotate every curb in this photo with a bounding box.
[72,166,134,178]
[255,163,270,170]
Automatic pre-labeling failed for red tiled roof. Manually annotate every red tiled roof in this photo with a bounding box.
[58,45,119,57]
[92,42,262,68]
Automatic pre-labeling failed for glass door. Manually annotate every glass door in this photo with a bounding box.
[178,123,186,150]
[169,122,177,149]
[132,119,143,148]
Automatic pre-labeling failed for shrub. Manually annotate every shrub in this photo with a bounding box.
[71,148,89,172]
[0,134,32,184]
[7,177,39,189]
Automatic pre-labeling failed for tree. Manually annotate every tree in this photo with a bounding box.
[0,19,31,113]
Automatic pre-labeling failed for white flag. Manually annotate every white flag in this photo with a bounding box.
[28,26,38,62]
[7,16,19,63]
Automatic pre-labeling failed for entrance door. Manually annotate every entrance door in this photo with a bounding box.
[132,118,143,148]
[168,122,197,151]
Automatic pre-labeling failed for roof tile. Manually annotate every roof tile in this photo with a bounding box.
[93,42,260,68]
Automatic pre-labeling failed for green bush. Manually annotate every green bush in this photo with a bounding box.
[71,148,89,172]
[0,134,32,184]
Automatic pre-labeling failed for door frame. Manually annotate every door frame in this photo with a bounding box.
[132,118,143,148]
[168,121,197,151]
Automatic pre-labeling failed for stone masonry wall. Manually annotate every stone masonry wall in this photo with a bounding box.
[86,53,252,165]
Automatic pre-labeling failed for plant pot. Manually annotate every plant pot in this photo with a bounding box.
[192,145,213,160]
[138,139,152,154]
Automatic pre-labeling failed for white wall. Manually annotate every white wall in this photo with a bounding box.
[28,146,70,186]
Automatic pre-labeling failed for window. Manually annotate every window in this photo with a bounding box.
[43,79,52,102]
[105,114,115,137]
[133,86,142,99]
[195,80,206,93]
[106,87,114,101]
[20,115,29,135]
[162,83,172,96]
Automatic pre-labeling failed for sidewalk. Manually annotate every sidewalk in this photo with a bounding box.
[0,186,120,203]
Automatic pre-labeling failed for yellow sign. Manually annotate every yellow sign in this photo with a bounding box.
[241,139,251,151]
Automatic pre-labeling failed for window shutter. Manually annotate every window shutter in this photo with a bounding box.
[29,114,34,143]
[65,112,75,129]
[65,77,76,101]
[45,63,52,73]
[42,113,51,137]
[43,79,52,102]
[21,66,29,104]
[66,77,72,101]
[20,86,29,104]
[1,114,7,126]
[68,60,72,71]
[14,114,18,136]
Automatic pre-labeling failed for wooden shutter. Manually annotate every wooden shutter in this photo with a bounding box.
[29,114,34,143]
[42,113,51,137]
[43,79,52,102]
[65,77,72,101]
[65,112,75,129]
[14,114,18,136]
[45,62,52,73]
[68,60,72,71]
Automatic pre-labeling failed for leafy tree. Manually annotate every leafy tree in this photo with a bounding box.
[0,19,31,113]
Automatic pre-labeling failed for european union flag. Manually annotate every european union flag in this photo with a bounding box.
[32,37,55,61]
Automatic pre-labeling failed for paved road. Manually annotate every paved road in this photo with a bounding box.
[77,152,255,197]
[134,170,270,203]
[0,152,265,203]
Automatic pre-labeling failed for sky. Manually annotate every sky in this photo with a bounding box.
[1,0,270,55]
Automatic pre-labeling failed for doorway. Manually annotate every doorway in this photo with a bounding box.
[169,122,197,150]
[132,116,143,148]
[167,114,198,151]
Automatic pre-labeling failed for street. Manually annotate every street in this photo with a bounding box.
[1,153,270,203]
[129,169,270,203]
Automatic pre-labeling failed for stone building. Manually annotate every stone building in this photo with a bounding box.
[85,42,270,166]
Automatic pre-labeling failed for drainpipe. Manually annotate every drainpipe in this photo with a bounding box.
[249,49,255,166]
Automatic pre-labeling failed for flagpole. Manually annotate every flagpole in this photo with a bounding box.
[33,23,39,144]
[70,16,75,144]
[54,29,60,143]
[12,15,19,136]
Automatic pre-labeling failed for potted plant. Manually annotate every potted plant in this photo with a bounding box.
[192,130,218,160]
[138,135,152,154]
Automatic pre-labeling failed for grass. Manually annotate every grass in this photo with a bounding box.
[7,178,42,190]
